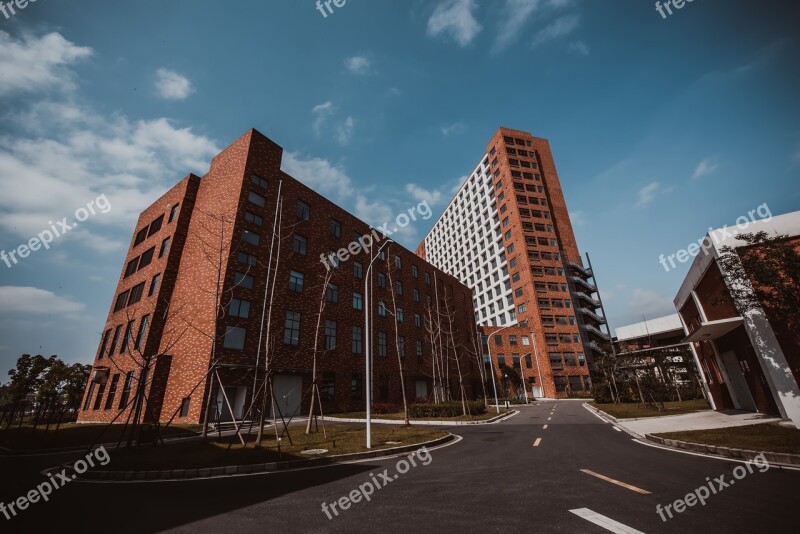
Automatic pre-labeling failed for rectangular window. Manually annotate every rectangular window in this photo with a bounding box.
[223,326,246,350]
[413,289,420,302]
[251,174,268,189]
[293,234,307,255]
[118,371,135,409]
[134,227,148,247]
[416,340,423,358]
[398,336,406,358]
[330,219,341,237]
[396,308,404,322]
[509,335,517,346]
[354,261,363,279]
[125,257,139,278]
[108,325,122,355]
[377,272,386,288]
[353,292,363,310]
[234,272,254,289]
[169,204,180,223]
[525,354,533,368]
[497,354,506,367]
[283,311,301,345]
[378,331,387,357]
[394,255,402,269]
[425,272,431,285]
[148,273,161,296]
[320,373,335,401]
[248,191,266,207]
[245,211,263,226]
[148,215,164,237]
[351,374,362,400]
[238,252,257,266]
[378,300,387,317]
[326,283,339,303]
[394,281,403,295]
[104,374,120,410]
[127,282,145,306]
[134,315,150,351]
[242,229,260,246]
[414,313,421,327]
[179,397,191,418]
[296,201,310,220]
[97,329,111,360]
[412,265,419,278]
[82,381,96,411]
[325,320,337,350]
[229,298,250,318]
[495,335,503,346]
[139,247,155,269]
[352,325,362,354]
[159,237,171,258]
[92,382,106,410]
[289,270,304,293]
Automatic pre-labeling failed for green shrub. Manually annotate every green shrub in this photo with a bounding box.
[408,400,486,418]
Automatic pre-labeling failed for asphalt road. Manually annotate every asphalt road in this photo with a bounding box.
[1,401,798,533]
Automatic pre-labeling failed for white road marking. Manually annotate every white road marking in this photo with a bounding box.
[569,508,645,534]
[543,424,548,429]
[533,438,542,447]
[613,426,622,432]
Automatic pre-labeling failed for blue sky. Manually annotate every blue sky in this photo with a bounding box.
[0,0,798,373]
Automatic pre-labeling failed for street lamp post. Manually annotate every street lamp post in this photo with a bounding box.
[365,239,394,449]
[486,323,518,413]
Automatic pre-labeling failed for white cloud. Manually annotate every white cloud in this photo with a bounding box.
[336,116,355,146]
[635,181,661,209]
[493,0,541,52]
[440,122,466,136]
[281,152,354,202]
[568,41,590,56]
[405,183,444,206]
[532,14,580,46]
[628,288,676,319]
[792,145,800,163]
[0,286,85,314]
[427,0,482,47]
[693,158,719,179]
[0,31,92,95]
[312,101,335,136]
[569,210,585,227]
[154,68,193,100]
[344,56,371,75]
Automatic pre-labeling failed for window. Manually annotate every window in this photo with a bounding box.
[114,291,130,312]
[512,353,520,367]
[425,272,431,285]
[221,326,246,350]
[245,211,263,226]
[159,237,171,258]
[414,313,421,327]
[139,247,155,269]
[352,325,363,354]
[416,340,423,358]
[251,174,268,189]
[497,354,506,367]
[353,292,363,310]
[179,397,191,418]
[128,282,145,306]
[525,354,533,368]
[412,265,419,278]
[495,335,503,346]
[394,255,402,269]
[293,234,307,255]
[396,308,404,322]
[354,261,363,279]
[296,201,310,220]
[378,331,387,357]
[289,271,304,293]
[320,373,336,401]
[378,300,387,317]
[92,382,106,410]
[120,320,135,353]
[108,325,122,356]
[169,204,180,223]
[234,272,254,289]
[229,298,250,318]
[134,227,148,247]
[97,329,111,360]
[248,191,266,207]
[398,336,406,358]
[118,371,135,409]
[325,320,337,350]
[330,219,341,237]
[377,272,386,288]
[104,374,120,410]
[413,289,420,302]
[522,336,530,346]
[351,374,362,400]
[134,315,150,351]
[148,274,161,296]
[125,258,139,278]
[242,229,260,246]
[326,283,339,303]
[148,215,164,237]
[283,311,301,345]
[238,252,257,266]
[394,281,403,295]
[82,381,96,411]
[509,335,517,346]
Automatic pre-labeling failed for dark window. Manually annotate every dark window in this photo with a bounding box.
[296,201,310,220]
[325,320,337,350]
[127,282,145,306]
[229,298,250,318]
[134,315,150,351]
[326,283,339,303]
[245,211,263,226]
[352,325,362,354]
[330,219,341,237]
[104,374,120,410]
[289,271,304,293]
[159,237,171,258]
[283,311,301,345]
[413,289,420,302]
[416,340,423,358]
[378,331,387,357]
[118,371,135,409]
[353,292,363,310]
[351,374,362,400]
[169,204,180,223]
[97,329,111,360]
[92,382,106,410]
[354,261,363,279]
[293,234,307,255]
[238,252,257,266]
[425,272,431,285]
[148,274,161,296]
[394,281,403,295]
[242,229,260,246]
[120,320,135,353]
[412,265,418,278]
[234,272,254,289]
[82,381,96,411]
[138,247,155,269]
[148,215,164,237]
[495,335,503,346]
[179,397,191,417]
[223,327,246,350]
[248,191,266,207]
[125,257,139,278]
[108,325,122,355]
[377,272,386,288]
[320,373,336,401]
[134,227,148,247]
[525,354,533,368]
[251,174,268,189]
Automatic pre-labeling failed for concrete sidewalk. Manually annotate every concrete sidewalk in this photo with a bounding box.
[616,409,781,436]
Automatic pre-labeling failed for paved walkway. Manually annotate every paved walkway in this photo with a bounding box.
[616,409,781,436]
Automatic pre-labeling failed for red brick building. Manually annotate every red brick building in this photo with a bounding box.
[78,129,479,425]
[418,128,605,399]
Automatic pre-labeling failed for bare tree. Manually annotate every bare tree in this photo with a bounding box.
[384,255,410,424]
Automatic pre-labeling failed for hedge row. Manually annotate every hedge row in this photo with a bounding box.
[408,400,486,418]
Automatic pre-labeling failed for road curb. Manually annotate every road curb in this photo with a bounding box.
[43,433,457,482]
[322,410,518,426]
[583,404,620,424]
[644,434,800,467]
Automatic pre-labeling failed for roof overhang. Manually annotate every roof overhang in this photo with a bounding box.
[683,317,744,343]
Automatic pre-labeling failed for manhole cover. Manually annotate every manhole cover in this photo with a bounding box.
[301,449,329,455]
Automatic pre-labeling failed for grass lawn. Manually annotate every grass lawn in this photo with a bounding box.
[104,425,447,471]
[0,423,202,451]
[590,399,711,419]
[654,423,800,455]
[329,409,511,421]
